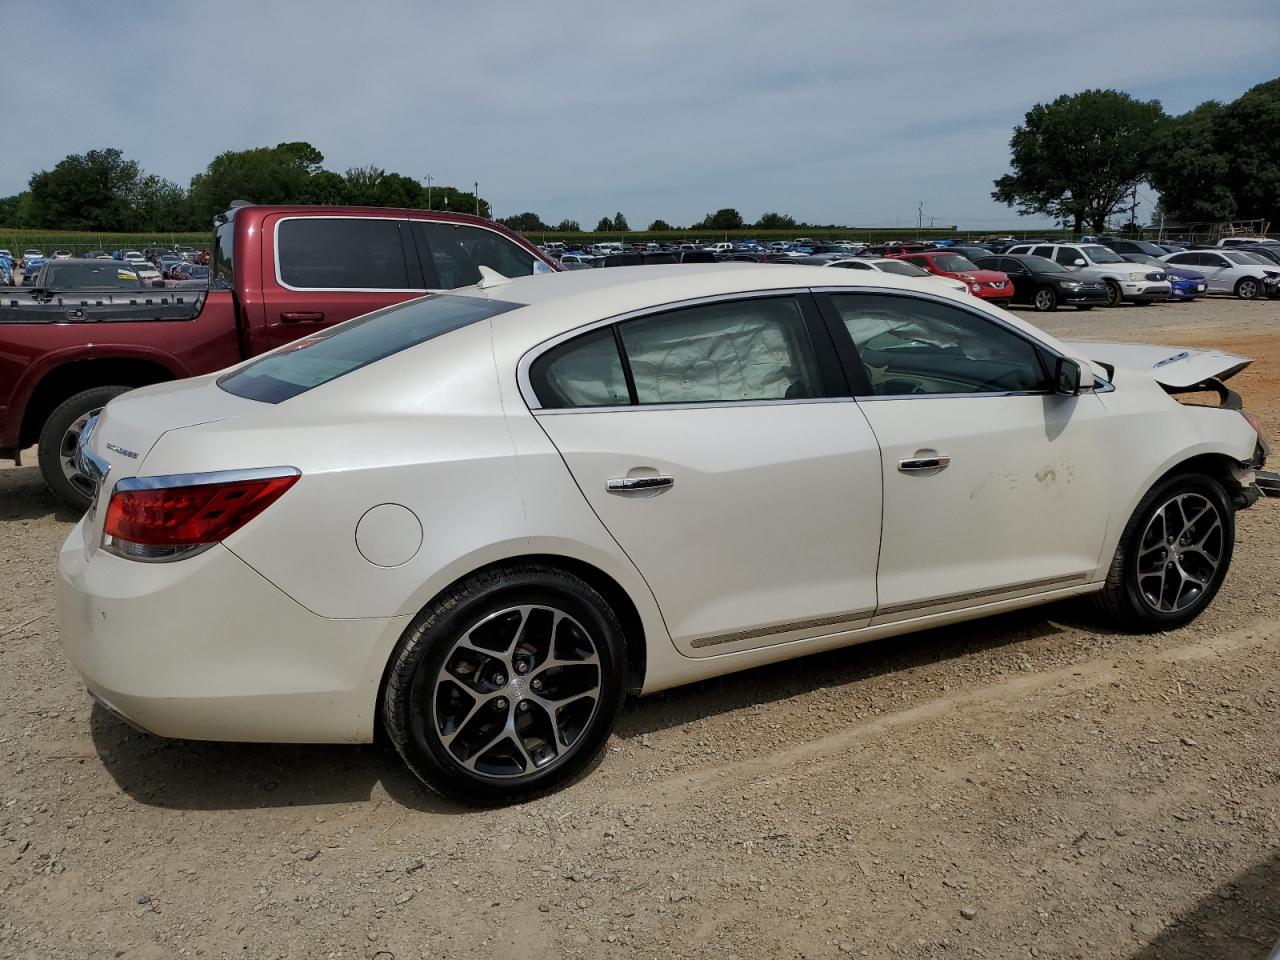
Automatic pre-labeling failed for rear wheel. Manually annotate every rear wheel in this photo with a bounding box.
[37,385,130,512]
[1103,280,1123,307]
[1096,473,1234,631]
[1235,277,1261,300]
[382,565,627,805]
[1033,286,1058,312]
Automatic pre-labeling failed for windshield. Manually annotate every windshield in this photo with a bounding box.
[218,294,521,403]
[1081,245,1124,264]
[1124,254,1162,267]
[931,254,979,272]
[874,260,930,278]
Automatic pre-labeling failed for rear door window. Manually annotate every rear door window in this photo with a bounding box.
[276,218,413,290]
[414,222,538,289]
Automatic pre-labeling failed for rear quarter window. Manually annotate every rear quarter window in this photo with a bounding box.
[415,222,537,289]
[218,294,519,403]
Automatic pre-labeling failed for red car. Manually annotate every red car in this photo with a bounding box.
[890,251,1014,305]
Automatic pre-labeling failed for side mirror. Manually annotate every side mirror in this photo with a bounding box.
[1072,259,1087,267]
[1054,357,1083,395]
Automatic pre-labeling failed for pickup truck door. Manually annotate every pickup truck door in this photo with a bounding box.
[255,215,425,355]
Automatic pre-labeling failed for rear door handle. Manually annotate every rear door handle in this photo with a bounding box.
[606,476,674,495]
[281,311,325,323]
[898,455,951,473]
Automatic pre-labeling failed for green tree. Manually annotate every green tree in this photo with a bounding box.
[299,170,348,205]
[0,192,35,227]
[648,218,673,231]
[555,218,581,232]
[595,215,614,231]
[696,208,744,230]
[187,141,326,225]
[612,211,629,231]
[1215,77,1280,229]
[1147,102,1234,223]
[342,167,424,208]
[428,185,490,218]
[130,175,189,231]
[28,148,142,230]
[755,211,796,230]
[993,90,1165,233]
[499,212,549,232]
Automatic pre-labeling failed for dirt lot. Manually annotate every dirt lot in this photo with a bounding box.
[1,297,1278,960]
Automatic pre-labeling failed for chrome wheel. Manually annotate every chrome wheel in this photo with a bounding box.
[1135,493,1224,613]
[1034,288,1056,311]
[1238,279,1259,300]
[59,408,101,498]
[429,604,602,779]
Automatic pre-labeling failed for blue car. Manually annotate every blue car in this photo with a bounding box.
[1121,254,1206,301]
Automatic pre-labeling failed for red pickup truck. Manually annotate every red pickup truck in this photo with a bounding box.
[0,204,556,509]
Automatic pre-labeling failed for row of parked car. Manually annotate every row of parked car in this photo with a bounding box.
[541,235,1280,310]
[0,245,212,288]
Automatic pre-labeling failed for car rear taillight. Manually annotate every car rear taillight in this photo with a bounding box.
[102,468,299,562]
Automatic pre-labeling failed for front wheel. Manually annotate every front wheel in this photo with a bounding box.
[1096,473,1234,631]
[382,565,627,804]
[37,385,131,512]
[1033,286,1058,312]
[1103,281,1123,307]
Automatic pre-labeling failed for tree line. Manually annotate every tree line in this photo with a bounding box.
[994,76,1279,233]
[0,142,851,237]
[0,142,491,232]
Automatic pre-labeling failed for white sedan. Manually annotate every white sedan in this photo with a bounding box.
[1161,249,1280,300]
[58,264,1274,803]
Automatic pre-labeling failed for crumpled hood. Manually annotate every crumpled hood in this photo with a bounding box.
[1061,340,1251,389]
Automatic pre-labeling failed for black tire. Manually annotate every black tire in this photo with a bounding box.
[382,564,627,805]
[37,385,131,512]
[1095,473,1234,632]
[1103,280,1123,307]
[1075,305,1094,311]
[1235,277,1262,300]
[1032,286,1058,312]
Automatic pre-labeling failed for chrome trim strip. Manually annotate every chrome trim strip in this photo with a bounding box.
[689,608,875,649]
[517,288,817,411]
[874,573,1090,619]
[533,396,853,415]
[76,414,110,485]
[114,466,301,492]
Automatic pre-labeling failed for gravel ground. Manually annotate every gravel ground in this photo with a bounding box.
[1,296,1278,960]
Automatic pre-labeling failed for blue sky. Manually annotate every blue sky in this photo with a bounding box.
[3,0,1278,229]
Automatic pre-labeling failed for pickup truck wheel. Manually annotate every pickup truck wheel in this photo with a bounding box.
[1235,277,1261,300]
[38,385,131,512]
[1103,280,1123,307]
[1095,473,1234,632]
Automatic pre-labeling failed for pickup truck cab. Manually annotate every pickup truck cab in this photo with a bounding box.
[0,203,556,508]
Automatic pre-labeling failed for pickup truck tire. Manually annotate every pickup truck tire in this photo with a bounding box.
[38,385,131,512]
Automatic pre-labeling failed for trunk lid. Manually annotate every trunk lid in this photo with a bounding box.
[1061,339,1251,388]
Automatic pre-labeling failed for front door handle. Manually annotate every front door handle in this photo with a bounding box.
[898,455,951,473]
[606,476,674,495]
[281,311,325,323]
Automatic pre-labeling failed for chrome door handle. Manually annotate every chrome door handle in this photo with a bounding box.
[898,455,950,473]
[606,476,674,494]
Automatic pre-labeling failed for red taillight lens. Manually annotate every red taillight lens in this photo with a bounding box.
[103,472,299,548]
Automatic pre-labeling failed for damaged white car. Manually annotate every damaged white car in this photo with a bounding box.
[57,264,1276,803]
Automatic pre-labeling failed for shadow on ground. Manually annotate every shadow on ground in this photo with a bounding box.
[90,596,1122,813]
[1128,854,1280,959]
[0,460,82,523]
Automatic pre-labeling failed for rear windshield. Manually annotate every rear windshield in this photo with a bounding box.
[218,294,520,403]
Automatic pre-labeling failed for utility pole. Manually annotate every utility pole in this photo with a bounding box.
[425,173,433,210]
[1130,186,1138,235]
[474,181,480,217]
[917,202,923,239]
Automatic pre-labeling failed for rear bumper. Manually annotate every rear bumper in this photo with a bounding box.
[56,519,411,744]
